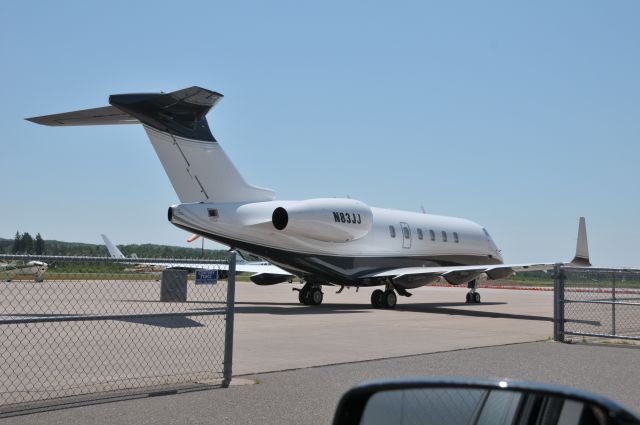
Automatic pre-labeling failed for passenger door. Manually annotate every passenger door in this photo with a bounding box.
[400,222,411,249]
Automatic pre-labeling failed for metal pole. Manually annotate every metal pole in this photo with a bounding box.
[553,263,565,343]
[222,250,237,388]
[559,266,565,342]
[612,272,616,336]
[553,263,560,341]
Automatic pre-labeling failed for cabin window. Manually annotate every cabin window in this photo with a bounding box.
[402,226,410,239]
[389,225,396,238]
[483,228,490,237]
[207,208,219,218]
[417,228,423,240]
[442,231,448,242]
[429,229,436,241]
[453,232,459,243]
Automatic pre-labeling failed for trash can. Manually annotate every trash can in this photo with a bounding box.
[160,269,188,302]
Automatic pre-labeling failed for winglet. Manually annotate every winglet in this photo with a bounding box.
[101,234,126,259]
[569,217,591,267]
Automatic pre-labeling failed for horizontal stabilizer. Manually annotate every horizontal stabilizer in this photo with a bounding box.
[26,106,138,126]
[109,86,222,141]
[27,86,275,203]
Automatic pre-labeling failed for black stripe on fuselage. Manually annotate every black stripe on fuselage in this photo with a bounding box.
[174,224,502,286]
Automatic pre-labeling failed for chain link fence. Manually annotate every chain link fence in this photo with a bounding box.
[554,265,640,343]
[0,253,236,412]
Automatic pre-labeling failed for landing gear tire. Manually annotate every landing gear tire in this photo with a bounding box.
[299,286,311,305]
[299,285,323,305]
[310,288,323,306]
[466,292,481,304]
[371,289,384,308]
[382,290,397,309]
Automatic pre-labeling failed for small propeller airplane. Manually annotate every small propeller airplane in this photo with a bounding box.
[1,260,48,282]
[30,87,590,308]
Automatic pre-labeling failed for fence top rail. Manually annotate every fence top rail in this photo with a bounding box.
[561,266,640,274]
[0,254,228,265]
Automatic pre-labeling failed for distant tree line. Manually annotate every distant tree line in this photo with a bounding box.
[8,231,45,254]
[0,233,227,260]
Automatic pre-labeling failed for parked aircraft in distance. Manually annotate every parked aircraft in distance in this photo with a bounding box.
[0,260,48,282]
[101,234,162,273]
[29,87,590,308]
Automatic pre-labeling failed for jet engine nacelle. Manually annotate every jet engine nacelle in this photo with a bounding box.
[271,198,373,243]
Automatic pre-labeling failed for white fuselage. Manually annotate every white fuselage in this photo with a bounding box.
[169,199,503,284]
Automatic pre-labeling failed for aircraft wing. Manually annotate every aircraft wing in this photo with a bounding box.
[363,262,556,287]
[365,216,591,287]
[139,261,291,275]
[365,262,556,278]
[122,261,295,285]
[226,263,292,275]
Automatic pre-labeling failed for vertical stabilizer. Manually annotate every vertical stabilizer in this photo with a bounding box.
[570,217,591,266]
[27,87,275,204]
[101,234,126,259]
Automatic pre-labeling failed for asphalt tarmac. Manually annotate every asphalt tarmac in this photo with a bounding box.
[3,342,639,425]
[2,283,637,424]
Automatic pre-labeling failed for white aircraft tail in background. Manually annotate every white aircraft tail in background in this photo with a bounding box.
[101,234,126,259]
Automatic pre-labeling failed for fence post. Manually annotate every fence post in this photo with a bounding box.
[222,250,237,388]
[612,271,616,336]
[553,263,565,342]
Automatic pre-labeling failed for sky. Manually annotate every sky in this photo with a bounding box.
[1,1,639,267]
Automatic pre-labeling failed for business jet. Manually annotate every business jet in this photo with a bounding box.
[28,87,590,308]
[1,260,48,282]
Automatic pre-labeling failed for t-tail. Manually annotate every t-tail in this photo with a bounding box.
[27,87,275,204]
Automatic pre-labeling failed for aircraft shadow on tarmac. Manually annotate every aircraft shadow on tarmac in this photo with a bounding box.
[230,301,556,322]
[110,300,552,323]
[7,301,601,328]
[121,316,205,328]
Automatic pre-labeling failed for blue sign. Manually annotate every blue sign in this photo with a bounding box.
[195,269,219,285]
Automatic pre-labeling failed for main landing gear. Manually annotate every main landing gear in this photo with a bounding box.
[371,285,397,309]
[466,279,481,304]
[295,282,324,306]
